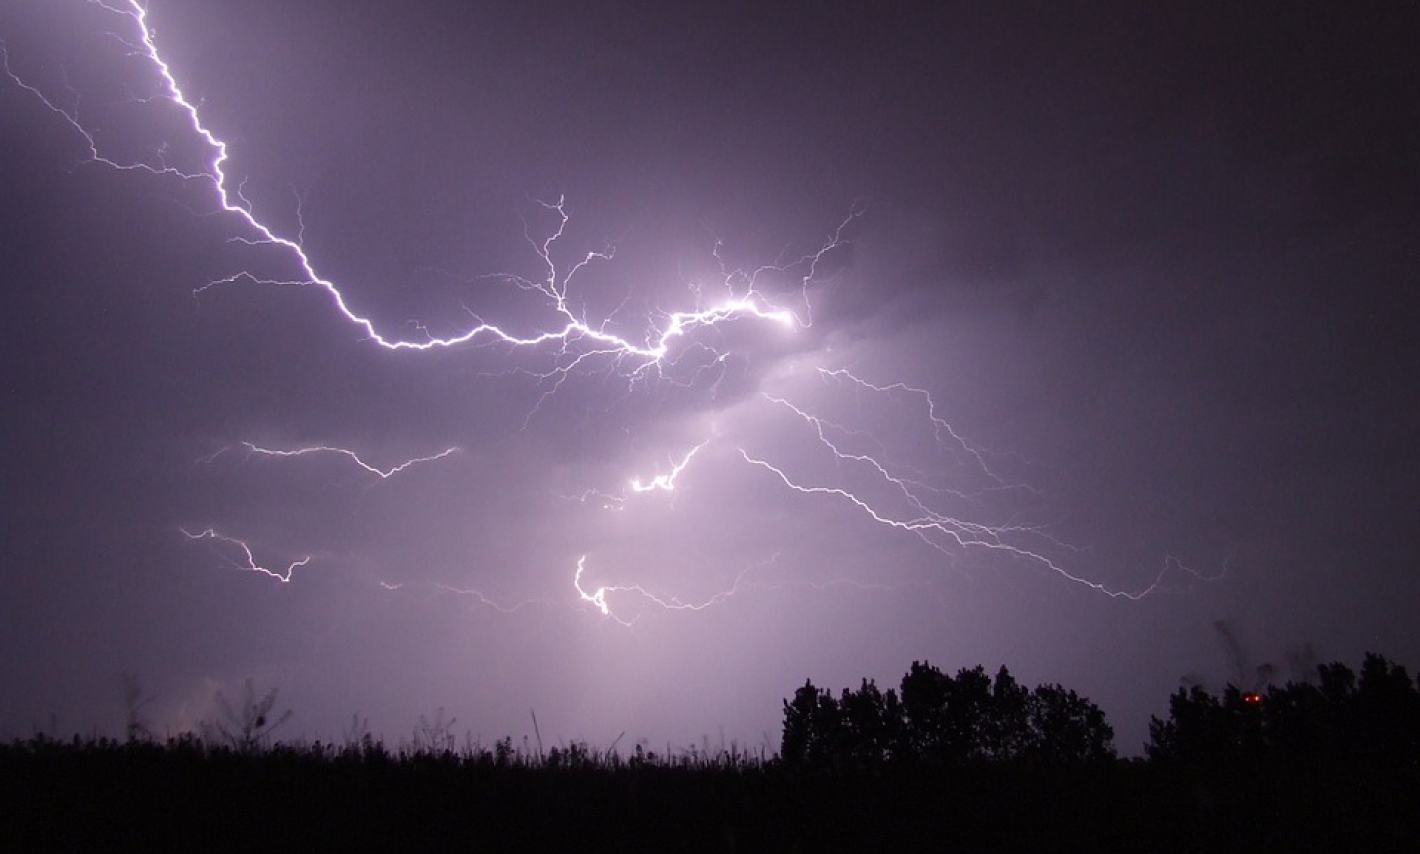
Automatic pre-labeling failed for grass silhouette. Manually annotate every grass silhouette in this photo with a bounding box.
[3,656,1416,852]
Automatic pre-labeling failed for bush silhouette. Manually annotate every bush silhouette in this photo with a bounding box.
[213,677,293,753]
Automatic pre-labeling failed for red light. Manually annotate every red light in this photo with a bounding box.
[1243,692,1263,706]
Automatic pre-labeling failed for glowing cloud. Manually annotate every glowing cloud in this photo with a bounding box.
[3,0,1213,623]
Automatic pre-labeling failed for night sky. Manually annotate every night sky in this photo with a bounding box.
[2,0,1416,756]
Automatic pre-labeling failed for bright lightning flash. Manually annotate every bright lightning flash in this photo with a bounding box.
[3,1,1217,626]
[4,1,839,378]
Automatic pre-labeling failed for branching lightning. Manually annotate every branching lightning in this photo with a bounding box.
[814,368,1033,496]
[737,370,1212,600]
[4,0,1217,626]
[6,2,842,367]
[181,528,311,583]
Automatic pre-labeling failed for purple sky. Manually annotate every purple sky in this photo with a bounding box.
[1,0,1416,755]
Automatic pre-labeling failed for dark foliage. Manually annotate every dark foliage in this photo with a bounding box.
[781,661,1115,769]
[1146,652,1420,770]
[2,656,1417,851]
[3,729,1415,853]
[1136,652,1420,852]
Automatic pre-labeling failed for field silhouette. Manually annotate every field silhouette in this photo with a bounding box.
[4,654,1416,852]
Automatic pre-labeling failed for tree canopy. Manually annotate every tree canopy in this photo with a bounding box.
[781,662,1115,769]
[1147,652,1420,769]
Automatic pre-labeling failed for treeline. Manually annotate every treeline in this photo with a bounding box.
[1147,651,1420,769]
[778,653,1420,774]
[781,661,1113,768]
[1,653,1416,852]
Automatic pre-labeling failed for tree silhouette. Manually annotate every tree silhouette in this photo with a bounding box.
[780,679,841,768]
[838,678,901,766]
[1146,652,1419,769]
[986,666,1030,761]
[1146,684,1263,764]
[782,662,1115,767]
[1024,683,1116,765]
[1354,652,1420,767]
[897,660,954,762]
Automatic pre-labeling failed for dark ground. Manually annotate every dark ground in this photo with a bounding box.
[3,736,1415,853]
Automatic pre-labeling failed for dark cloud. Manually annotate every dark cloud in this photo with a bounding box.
[1,0,1417,756]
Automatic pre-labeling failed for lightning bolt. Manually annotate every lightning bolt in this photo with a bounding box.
[181,528,312,583]
[429,584,545,616]
[813,368,1034,496]
[571,551,934,626]
[211,442,460,480]
[562,438,713,509]
[573,555,762,627]
[5,2,843,369]
[5,1,1219,622]
[736,370,1214,600]
[628,440,709,494]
